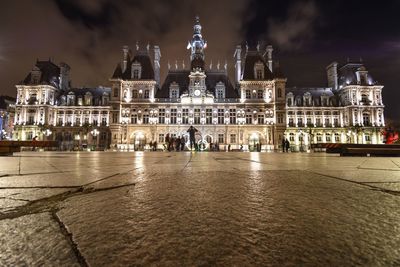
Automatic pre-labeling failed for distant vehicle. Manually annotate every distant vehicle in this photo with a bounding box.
[382,129,399,144]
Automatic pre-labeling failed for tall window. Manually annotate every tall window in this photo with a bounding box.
[158,109,165,124]
[206,109,212,124]
[256,69,262,79]
[335,133,340,142]
[218,109,224,124]
[326,133,331,142]
[245,90,251,99]
[254,61,264,79]
[230,134,236,144]
[363,113,370,126]
[142,114,149,124]
[215,82,225,99]
[218,134,224,144]
[182,109,189,124]
[246,114,252,124]
[229,109,236,124]
[257,114,264,124]
[194,109,200,124]
[257,90,263,99]
[131,62,142,79]
[144,90,150,99]
[277,113,283,124]
[170,109,177,124]
[133,69,139,79]
[131,114,137,124]
[171,89,178,99]
[159,134,165,143]
[278,88,282,98]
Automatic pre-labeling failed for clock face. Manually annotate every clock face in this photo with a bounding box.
[194,89,201,96]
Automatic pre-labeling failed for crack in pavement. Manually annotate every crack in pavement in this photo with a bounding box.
[306,170,400,197]
[51,211,89,267]
[0,180,137,266]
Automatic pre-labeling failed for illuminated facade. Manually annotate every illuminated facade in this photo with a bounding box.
[109,17,286,151]
[12,17,385,151]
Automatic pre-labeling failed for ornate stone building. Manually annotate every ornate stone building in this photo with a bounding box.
[285,61,385,151]
[13,60,111,150]
[11,17,385,151]
[109,17,286,151]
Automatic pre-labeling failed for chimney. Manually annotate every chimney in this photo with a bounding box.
[59,62,70,90]
[154,45,161,86]
[326,62,338,90]
[266,45,273,72]
[234,45,242,84]
[122,45,129,72]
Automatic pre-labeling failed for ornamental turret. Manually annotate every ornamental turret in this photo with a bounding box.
[187,16,207,70]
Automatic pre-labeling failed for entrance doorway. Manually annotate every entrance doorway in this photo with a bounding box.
[132,132,146,151]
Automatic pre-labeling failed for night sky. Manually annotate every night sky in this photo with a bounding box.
[0,0,399,121]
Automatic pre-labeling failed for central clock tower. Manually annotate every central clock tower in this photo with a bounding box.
[187,16,207,98]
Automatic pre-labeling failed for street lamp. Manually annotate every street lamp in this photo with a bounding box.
[43,129,52,140]
[91,128,99,151]
[299,129,304,152]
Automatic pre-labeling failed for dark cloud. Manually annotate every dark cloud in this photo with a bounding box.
[0,0,399,120]
[267,1,318,50]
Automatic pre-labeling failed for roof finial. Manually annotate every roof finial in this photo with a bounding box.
[182,60,185,69]
[175,60,178,70]
[217,60,220,70]
[224,60,227,70]
[209,60,213,69]
[136,41,139,51]
[168,61,171,70]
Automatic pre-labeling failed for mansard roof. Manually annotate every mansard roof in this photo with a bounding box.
[111,50,154,80]
[242,50,274,80]
[63,86,111,97]
[338,62,377,87]
[22,60,60,87]
[156,69,238,98]
[286,87,341,106]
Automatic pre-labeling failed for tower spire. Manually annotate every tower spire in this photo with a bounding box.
[187,16,207,63]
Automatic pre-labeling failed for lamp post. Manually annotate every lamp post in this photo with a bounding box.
[90,128,99,151]
[43,128,52,140]
[299,129,304,152]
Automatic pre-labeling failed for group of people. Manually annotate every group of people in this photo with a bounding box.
[162,126,199,152]
[164,134,186,152]
[282,138,291,152]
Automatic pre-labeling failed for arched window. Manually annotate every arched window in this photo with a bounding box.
[215,82,225,99]
[254,61,264,80]
[278,88,282,98]
[169,82,179,99]
[131,61,142,79]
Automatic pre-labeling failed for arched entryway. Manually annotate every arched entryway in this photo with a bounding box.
[248,132,265,152]
[130,132,146,151]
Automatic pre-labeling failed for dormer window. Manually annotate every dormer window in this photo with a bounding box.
[169,82,179,99]
[67,92,75,106]
[84,92,92,105]
[304,92,311,106]
[131,61,142,79]
[287,93,294,106]
[31,67,41,84]
[254,61,264,80]
[215,81,225,99]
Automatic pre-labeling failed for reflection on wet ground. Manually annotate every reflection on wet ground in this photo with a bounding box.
[1,151,400,266]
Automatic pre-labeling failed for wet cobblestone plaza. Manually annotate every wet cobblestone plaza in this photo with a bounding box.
[0,151,400,266]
